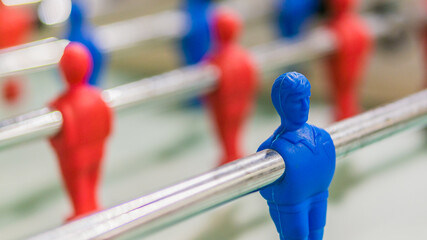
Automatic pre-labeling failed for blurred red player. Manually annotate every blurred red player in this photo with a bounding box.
[325,0,372,121]
[49,42,113,221]
[0,2,33,104]
[204,9,258,166]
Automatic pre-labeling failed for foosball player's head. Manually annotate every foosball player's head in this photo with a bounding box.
[60,42,93,87]
[271,72,311,131]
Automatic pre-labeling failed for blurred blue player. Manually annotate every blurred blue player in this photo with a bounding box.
[179,0,212,65]
[276,0,319,38]
[258,72,336,240]
[66,1,105,86]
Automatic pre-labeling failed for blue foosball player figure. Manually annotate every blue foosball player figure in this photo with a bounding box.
[179,0,213,107]
[179,0,212,65]
[67,1,105,86]
[258,72,336,240]
[276,0,319,39]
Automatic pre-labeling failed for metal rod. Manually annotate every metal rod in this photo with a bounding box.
[0,6,411,78]
[0,64,218,149]
[65,0,271,46]
[0,7,187,78]
[251,11,415,72]
[94,10,185,52]
[252,27,336,72]
[0,108,62,149]
[97,0,274,53]
[0,11,184,77]
[0,0,271,78]
[29,89,427,240]
[0,38,69,78]
[0,11,408,149]
[102,65,219,110]
[29,149,284,240]
[330,89,427,157]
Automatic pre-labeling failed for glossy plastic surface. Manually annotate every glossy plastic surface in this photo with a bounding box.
[277,0,319,38]
[179,0,213,65]
[0,2,33,104]
[67,1,105,86]
[49,42,113,221]
[204,9,258,166]
[258,72,336,240]
[325,0,372,120]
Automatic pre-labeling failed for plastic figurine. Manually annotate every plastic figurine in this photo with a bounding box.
[258,72,336,240]
[204,9,258,166]
[0,2,33,104]
[276,0,319,39]
[49,42,113,221]
[179,0,213,65]
[325,0,372,121]
[66,1,105,86]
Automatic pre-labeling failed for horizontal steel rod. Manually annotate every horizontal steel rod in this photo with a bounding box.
[0,38,70,77]
[0,8,186,77]
[29,149,285,240]
[94,10,185,53]
[96,0,272,52]
[0,6,410,78]
[0,8,187,77]
[0,12,407,149]
[102,65,219,110]
[0,108,63,149]
[29,89,427,240]
[330,89,427,157]
[0,0,271,78]
[0,65,218,149]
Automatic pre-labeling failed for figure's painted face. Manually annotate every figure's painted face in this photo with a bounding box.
[271,72,311,131]
[283,92,310,129]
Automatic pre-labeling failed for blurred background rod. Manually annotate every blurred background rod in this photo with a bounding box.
[0,9,413,78]
[0,0,269,78]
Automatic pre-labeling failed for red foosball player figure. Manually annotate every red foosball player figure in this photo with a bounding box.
[204,9,258,166]
[0,2,33,104]
[325,0,372,121]
[49,42,113,221]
